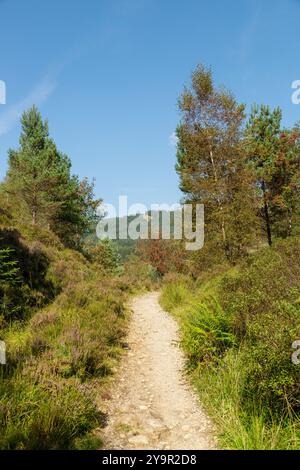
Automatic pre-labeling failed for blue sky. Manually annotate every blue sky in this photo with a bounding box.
[0,0,300,212]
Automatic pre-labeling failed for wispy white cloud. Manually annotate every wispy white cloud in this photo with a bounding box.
[0,76,56,136]
[239,7,261,64]
[0,27,109,137]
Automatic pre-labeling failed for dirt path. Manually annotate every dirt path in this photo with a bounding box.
[101,292,216,450]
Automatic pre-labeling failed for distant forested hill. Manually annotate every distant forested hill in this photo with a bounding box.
[87,211,177,260]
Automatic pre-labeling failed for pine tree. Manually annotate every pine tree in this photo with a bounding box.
[270,129,300,237]
[6,106,71,226]
[4,106,101,248]
[245,105,300,243]
[0,245,21,321]
[52,176,101,248]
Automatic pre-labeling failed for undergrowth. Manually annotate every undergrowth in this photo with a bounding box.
[0,225,156,449]
[161,238,300,449]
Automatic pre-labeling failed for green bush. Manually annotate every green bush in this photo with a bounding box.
[182,299,236,366]
[161,237,300,448]
[218,238,300,416]
[0,227,130,449]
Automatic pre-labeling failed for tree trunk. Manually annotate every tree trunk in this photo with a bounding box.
[287,208,292,237]
[32,191,37,225]
[209,145,230,258]
[262,180,272,246]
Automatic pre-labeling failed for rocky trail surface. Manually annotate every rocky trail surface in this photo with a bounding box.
[101,292,216,450]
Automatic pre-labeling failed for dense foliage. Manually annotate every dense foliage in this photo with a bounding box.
[161,238,300,449]
[158,65,300,449]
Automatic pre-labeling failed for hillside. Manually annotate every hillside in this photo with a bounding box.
[87,211,178,261]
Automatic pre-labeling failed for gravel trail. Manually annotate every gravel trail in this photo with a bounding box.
[101,292,216,450]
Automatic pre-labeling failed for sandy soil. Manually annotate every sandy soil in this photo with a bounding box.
[101,292,216,450]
